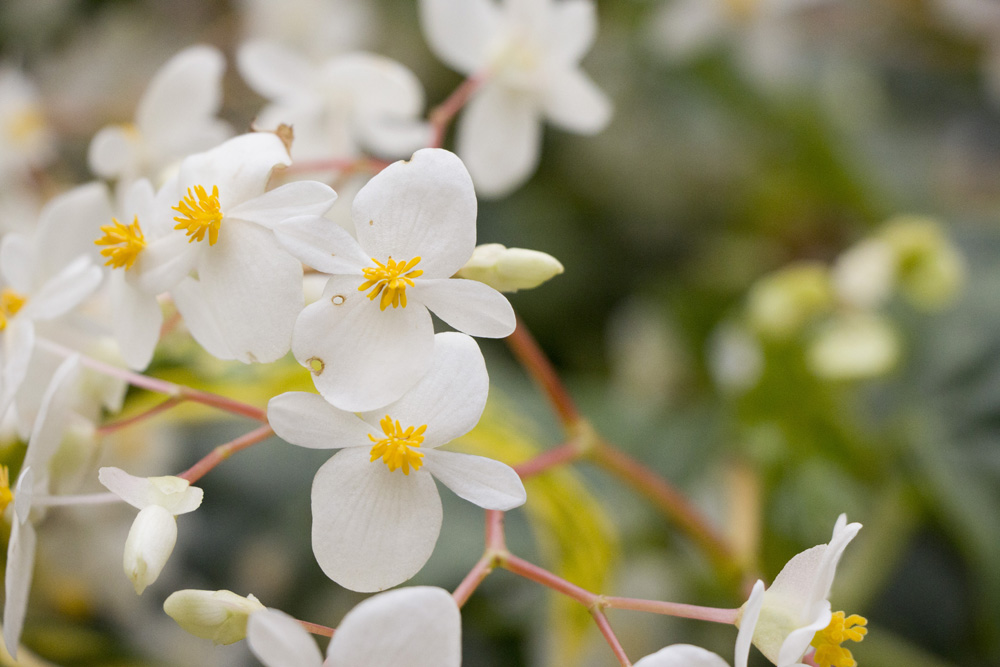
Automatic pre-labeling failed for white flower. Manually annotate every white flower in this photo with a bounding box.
[456,243,564,293]
[276,148,514,411]
[267,332,525,592]
[247,586,461,667]
[163,132,338,364]
[88,45,231,184]
[806,313,899,381]
[0,65,55,182]
[163,589,266,645]
[635,581,765,667]
[740,514,866,666]
[238,42,430,162]
[238,0,376,62]
[419,0,612,196]
[98,467,204,594]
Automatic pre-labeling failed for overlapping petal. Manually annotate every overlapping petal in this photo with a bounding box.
[412,278,515,339]
[423,450,526,510]
[275,215,370,275]
[418,0,499,74]
[542,68,612,135]
[268,391,377,450]
[247,608,324,667]
[227,181,337,229]
[176,133,291,210]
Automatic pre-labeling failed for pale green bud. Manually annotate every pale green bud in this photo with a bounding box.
[878,215,965,310]
[164,589,266,645]
[124,505,176,595]
[747,262,834,338]
[807,313,899,380]
[456,243,564,293]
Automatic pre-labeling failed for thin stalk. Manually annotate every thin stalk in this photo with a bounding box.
[504,315,581,429]
[178,425,275,483]
[299,620,335,638]
[429,73,487,148]
[501,553,597,607]
[513,441,582,479]
[591,609,632,666]
[602,596,740,624]
[97,396,184,435]
[452,554,496,608]
[32,492,122,507]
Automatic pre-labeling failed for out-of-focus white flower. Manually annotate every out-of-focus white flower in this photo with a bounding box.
[419,0,612,197]
[831,238,896,310]
[456,243,563,293]
[268,332,525,592]
[163,132,337,364]
[247,586,462,667]
[806,312,899,380]
[98,467,204,594]
[877,216,965,311]
[87,45,231,184]
[238,42,430,163]
[0,65,55,182]
[636,581,765,667]
[239,0,375,62]
[707,323,764,393]
[746,263,833,339]
[164,589,265,645]
[738,514,866,666]
[276,148,514,411]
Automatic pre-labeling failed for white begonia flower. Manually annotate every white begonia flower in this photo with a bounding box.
[247,586,462,667]
[419,0,612,197]
[98,467,204,594]
[239,0,375,62]
[238,42,430,163]
[746,262,833,339]
[739,514,867,667]
[456,243,564,293]
[0,65,55,182]
[3,355,80,657]
[276,148,515,412]
[806,313,899,381]
[163,589,266,645]
[268,332,526,592]
[831,238,896,310]
[88,45,231,184]
[163,132,338,364]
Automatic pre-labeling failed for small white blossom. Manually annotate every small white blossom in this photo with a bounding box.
[0,65,55,183]
[164,589,266,645]
[268,332,525,592]
[456,243,564,293]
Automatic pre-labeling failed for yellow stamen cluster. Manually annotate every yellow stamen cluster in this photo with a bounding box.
[368,415,427,475]
[810,611,868,667]
[0,287,27,331]
[7,108,45,145]
[0,466,14,515]
[95,216,146,270]
[358,256,423,310]
[173,185,223,245]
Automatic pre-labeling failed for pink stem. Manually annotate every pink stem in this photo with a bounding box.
[97,396,185,435]
[299,620,335,638]
[32,492,122,507]
[429,73,487,148]
[285,157,391,175]
[592,609,632,666]
[513,441,581,478]
[603,596,741,624]
[485,510,506,551]
[452,554,495,608]
[501,554,597,607]
[178,425,275,483]
[504,315,582,429]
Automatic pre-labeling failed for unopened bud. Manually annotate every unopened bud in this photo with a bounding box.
[164,589,266,645]
[807,313,899,380]
[124,504,177,595]
[747,263,833,338]
[457,243,564,293]
[878,216,964,310]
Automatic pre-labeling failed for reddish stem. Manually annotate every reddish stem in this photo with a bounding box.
[453,555,495,608]
[591,609,632,666]
[97,396,184,435]
[485,510,506,551]
[501,553,597,608]
[602,596,740,624]
[285,157,391,175]
[178,425,275,483]
[513,441,581,479]
[504,315,581,429]
[299,620,335,638]
[429,73,487,148]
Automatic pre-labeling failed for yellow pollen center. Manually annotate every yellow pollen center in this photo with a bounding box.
[810,611,868,667]
[0,466,14,516]
[368,415,427,475]
[358,256,423,310]
[173,184,223,245]
[7,108,45,145]
[95,216,146,270]
[0,288,27,331]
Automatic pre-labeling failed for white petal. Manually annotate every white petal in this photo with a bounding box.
[24,256,103,321]
[423,450,526,511]
[326,587,461,667]
[172,277,235,360]
[549,0,598,66]
[88,125,136,179]
[228,181,338,229]
[311,448,442,592]
[134,230,198,295]
[735,581,765,667]
[324,53,424,119]
[412,278,515,338]
[634,645,731,667]
[418,0,499,73]
[124,505,177,594]
[648,0,726,61]
[177,133,291,210]
[777,603,831,667]
[247,608,324,667]
[111,272,162,370]
[196,220,303,363]
[0,233,33,292]
[352,148,477,279]
[3,520,36,658]
[806,516,861,613]
[13,468,33,524]
[542,68,612,135]
[457,83,542,198]
[267,392,375,450]
[0,319,34,417]
[23,355,79,479]
[292,275,434,412]
[98,467,203,514]
[33,182,113,277]
[363,332,487,448]
[356,116,433,160]
[275,216,370,274]
[237,40,317,101]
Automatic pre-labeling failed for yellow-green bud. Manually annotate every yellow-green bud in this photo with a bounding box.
[807,313,899,380]
[456,243,564,293]
[878,216,964,310]
[747,262,834,339]
[164,589,266,645]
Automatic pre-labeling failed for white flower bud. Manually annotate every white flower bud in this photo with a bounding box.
[807,313,899,380]
[124,505,177,595]
[747,263,834,339]
[164,589,266,645]
[832,238,896,309]
[879,216,965,310]
[457,243,564,293]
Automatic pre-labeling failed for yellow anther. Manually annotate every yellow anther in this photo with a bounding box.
[0,466,14,515]
[95,216,146,270]
[0,288,27,331]
[173,184,223,245]
[7,108,45,145]
[358,256,423,310]
[368,415,427,475]
[810,611,868,667]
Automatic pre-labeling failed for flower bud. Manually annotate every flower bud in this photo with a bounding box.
[807,313,899,380]
[878,216,964,310]
[124,504,177,595]
[164,589,266,645]
[457,243,564,293]
[747,263,833,339]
